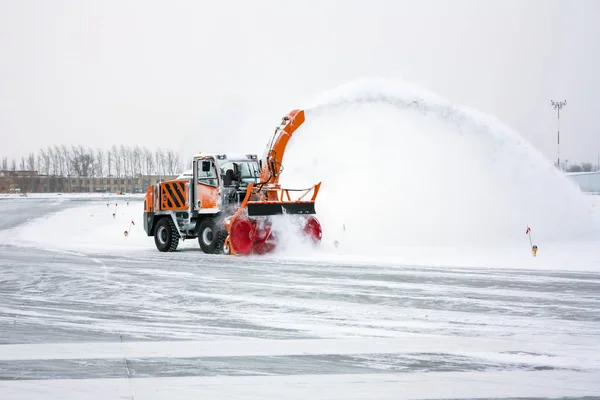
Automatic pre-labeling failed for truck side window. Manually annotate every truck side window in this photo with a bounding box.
[197,160,218,187]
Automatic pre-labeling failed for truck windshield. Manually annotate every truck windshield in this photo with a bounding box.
[238,162,260,183]
[219,161,260,185]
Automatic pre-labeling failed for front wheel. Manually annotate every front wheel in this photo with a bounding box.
[197,218,227,254]
[154,217,180,252]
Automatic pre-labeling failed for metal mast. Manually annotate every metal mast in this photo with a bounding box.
[551,100,567,168]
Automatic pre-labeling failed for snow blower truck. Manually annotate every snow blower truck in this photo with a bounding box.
[143,109,322,255]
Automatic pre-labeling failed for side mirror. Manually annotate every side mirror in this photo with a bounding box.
[232,163,241,179]
[202,160,211,172]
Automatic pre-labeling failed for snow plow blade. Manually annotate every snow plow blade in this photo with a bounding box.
[247,201,316,216]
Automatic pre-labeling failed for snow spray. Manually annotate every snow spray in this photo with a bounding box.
[279,77,598,251]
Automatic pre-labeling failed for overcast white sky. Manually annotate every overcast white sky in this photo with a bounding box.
[1,0,599,166]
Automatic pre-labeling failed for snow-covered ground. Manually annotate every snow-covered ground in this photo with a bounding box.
[1,79,600,399]
[0,195,599,399]
[0,192,145,200]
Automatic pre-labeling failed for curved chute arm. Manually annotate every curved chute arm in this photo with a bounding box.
[259,109,306,186]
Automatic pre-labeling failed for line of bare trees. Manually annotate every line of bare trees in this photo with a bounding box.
[1,145,184,178]
[564,162,599,173]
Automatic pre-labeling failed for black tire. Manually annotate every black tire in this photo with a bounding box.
[154,217,180,252]
[197,218,228,254]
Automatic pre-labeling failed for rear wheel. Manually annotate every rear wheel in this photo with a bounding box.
[154,217,180,252]
[197,218,227,254]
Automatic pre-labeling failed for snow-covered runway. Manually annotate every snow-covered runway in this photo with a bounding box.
[1,196,599,399]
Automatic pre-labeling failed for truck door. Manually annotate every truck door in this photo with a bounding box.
[196,159,220,213]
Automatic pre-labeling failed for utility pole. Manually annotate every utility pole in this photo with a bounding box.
[551,100,567,169]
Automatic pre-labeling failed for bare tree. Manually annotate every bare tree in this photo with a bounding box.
[164,149,183,175]
[69,145,82,191]
[132,145,142,176]
[61,145,70,174]
[120,145,130,179]
[39,148,51,192]
[48,147,63,191]
[71,146,79,175]
[26,153,35,191]
[48,147,57,176]
[118,145,130,191]
[96,148,104,177]
[52,146,65,177]
[175,151,183,174]
[39,149,50,174]
[37,153,42,191]
[115,146,122,178]
[106,148,112,177]
[1,157,7,171]
[144,147,155,175]
[53,145,63,177]
[129,146,135,176]
[26,153,36,191]
[567,164,583,173]
[17,156,25,191]
[87,147,96,177]
[10,159,16,171]
[78,145,93,177]
[112,145,121,184]
[27,152,36,171]
[166,150,174,175]
[61,145,72,191]
[71,145,82,177]
[155,149,164,177]
[129,147,135,177]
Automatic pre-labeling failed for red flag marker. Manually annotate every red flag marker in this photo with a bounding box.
[526,225,536,256]
[125,219,135,237]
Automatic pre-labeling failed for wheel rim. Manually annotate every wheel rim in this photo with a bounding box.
[157,226,168,245]
[202,227,213,246]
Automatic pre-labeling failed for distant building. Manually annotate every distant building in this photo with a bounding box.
[565,171,600,193]
[0,171,178,194]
